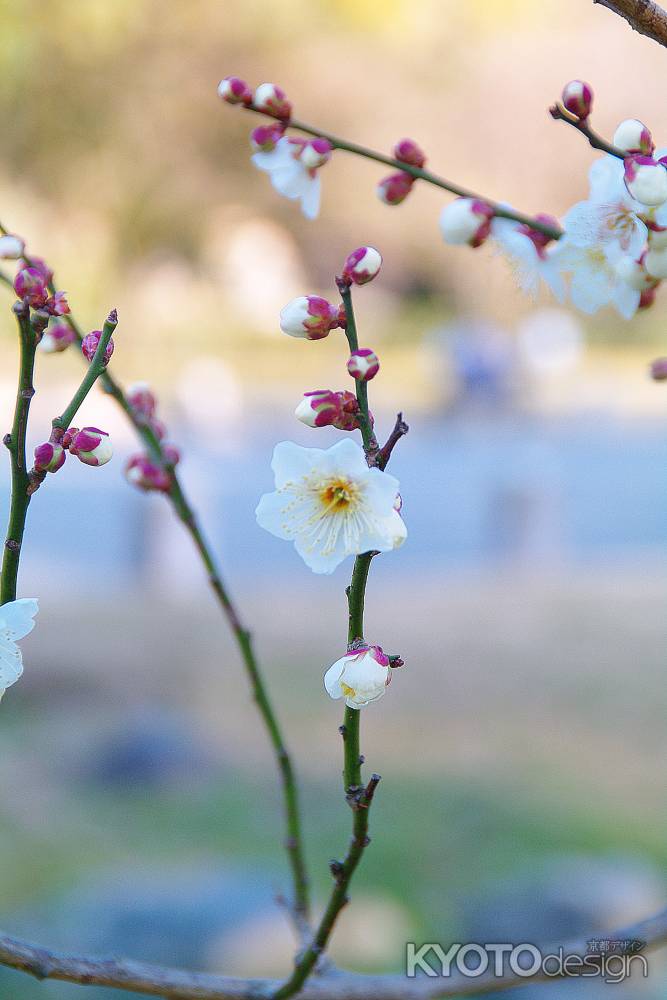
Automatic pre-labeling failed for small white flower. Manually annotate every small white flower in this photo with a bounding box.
[324,645,391,708]
[491,217,565,300]
[252,136,322,220]
[556,240,641,319]
[561,156,648,257]
[256,439,406,574]
[0,598,38,699]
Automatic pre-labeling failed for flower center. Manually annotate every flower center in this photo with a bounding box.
[320,478,357,511]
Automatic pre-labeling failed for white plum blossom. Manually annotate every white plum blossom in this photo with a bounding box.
[255,438,406,574]
[491,216,565,300]
[324,645,391,708]
[561,156,648,257]
[556,240,642,318]
[252,136,329,220]
[0,598,38,700]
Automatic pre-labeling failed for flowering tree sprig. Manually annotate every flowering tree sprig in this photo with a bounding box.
[0,240,311,930]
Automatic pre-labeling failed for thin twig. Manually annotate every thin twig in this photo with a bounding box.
[548,103,625,158]
[593,0,667,49]
[377,413,409,471]
[0,906,666,999]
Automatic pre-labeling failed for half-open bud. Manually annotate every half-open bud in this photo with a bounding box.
[14,267,48,308]
[342,246,382,285]
[39,321,76,354]
[347,348,380,381]
[645,245,667,279]
[125,454,171,492]
[376,171,414,205]
[67,427,113,467]
[217,76,252,105]
[613,118,654,156]
[295,390,341,428]
[623,156,667,207]
[393,138,426,168]
[299,138,332,170]
[81,329,114,365]
[324,645,392,708]
[250,123,285,153]
[332,390,369,432]
[650,356,667,380]
[253,83,291,120]
[279,295,339,340]
[33,441,66,474]
[440,197,494,247]
[45,290,70,316]
[561,80,593,120]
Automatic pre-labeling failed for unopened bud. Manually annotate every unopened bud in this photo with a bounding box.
[67,427,113,467]
[39,321,76,354]
[376,171,414,205]
[613,118,654,156]
[295,390,341,428]
[14,267,48,308]
[331,390,371,432]
[645,246,667,279]
[393,138,426,168]
[623,156,667,207]
[217,76,252,105]
[650,356,667,379]
[440,197,494,247]
[639,285,659,310]
[162,443,180,466]
[33,441,66,473]
[347,348,380,381]
[250,123,285,153]
[648,225,667,250]
[0,234,25,259]
[127,382,157,419]
[81,330,114,366]
[299,138,332,170]
[253,83,292,120]
[561,80,593,120]
[280,295,339,340]
[125,454,171,492]
[342,246,382,286]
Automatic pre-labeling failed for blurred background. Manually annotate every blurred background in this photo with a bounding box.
[0,0,666,996]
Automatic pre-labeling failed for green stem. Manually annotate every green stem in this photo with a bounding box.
[53,312,117,431]
[0,262,311,925]
[244,107,564,240]
[1,305,37,605]
[338,284,378,457]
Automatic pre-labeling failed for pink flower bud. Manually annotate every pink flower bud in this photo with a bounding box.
[294,390,342,428]
[650,356,667,379]
[299,138,332,170]
[127,381,157,419]
[125,454,171,492]
[0,234,25,259]
[26,257,53,284]
[150,418,167,440]
[250,123,286,152]
[639,285,659,310]
[440,198,494,247]
[39,321,76,354]
[342,246,382,286]
[33,441,66,474]
[624,155,667,207]
[561,80,593,120]
[331,390,370,432]
[279,295,339,340]
[45,290,70,316]
[393,138,426,168]
[613,118,654,156]
[217,76,252,105]
[162,443,180,466]
[81,330,114,366]
[347,348,380,381]
[253,83,291,120]
[376,171,414,205]
[14,267,48,308]
[67,427,113,467]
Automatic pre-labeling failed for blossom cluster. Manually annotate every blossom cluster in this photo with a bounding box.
[124,384,181,493]
[13,259,69,319]
[34,426,113,474]
[255,246,406,709]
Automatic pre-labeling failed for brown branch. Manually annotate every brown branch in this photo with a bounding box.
[594,0,667,49]
[548,104,625,158]
[376,413,409,471]
[0,908,665,999]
